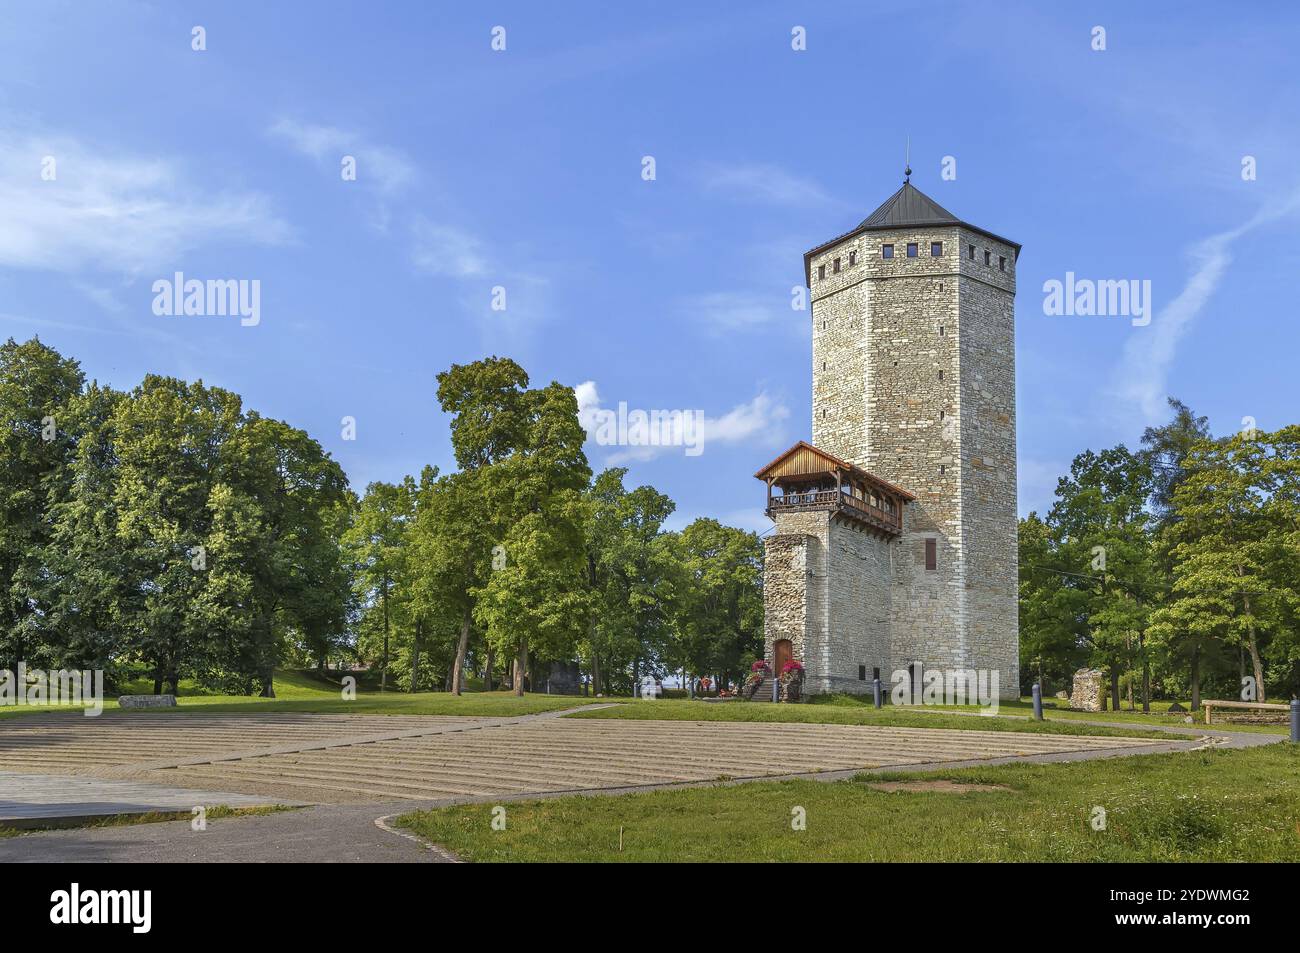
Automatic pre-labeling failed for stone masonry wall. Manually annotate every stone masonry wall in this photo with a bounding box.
[763,532,811,665]
[957,241,1020,697]
[805,220,1020,698]
[821,518,892,695]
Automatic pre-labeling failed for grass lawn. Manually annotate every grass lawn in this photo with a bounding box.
[911,696,1290,735]
[564,698,1176,740]
[0,668,609,719]
[396,743,1300,862]
[0,804,297,837]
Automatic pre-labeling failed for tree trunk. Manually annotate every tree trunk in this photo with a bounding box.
[1140,633,1150,713]
[1240,572,1266,702]
[1244,614,1266,701]
[451,606,471,697]
[380,574,390,693]
[592,652,603,697]
[1109,665,1120,713]
[513,639,528,697]
[1190,647,1201,711]
[410,619,421,694]
[153,676,163,695]
[485,645,494,692]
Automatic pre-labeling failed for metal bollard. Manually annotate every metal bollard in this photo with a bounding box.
[1032,682,1043,720]
[1291,699,1299,743]
[772,674,779,703]
[872,678,882,709]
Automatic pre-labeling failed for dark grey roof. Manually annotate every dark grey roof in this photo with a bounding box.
[802,179,1021,285]
[859,182,960,228]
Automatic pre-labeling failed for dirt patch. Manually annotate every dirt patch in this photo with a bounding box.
[865,780,1014,794]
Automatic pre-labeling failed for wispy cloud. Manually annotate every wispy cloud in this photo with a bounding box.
[0,129,290,277]
[684,290,792,333]
[699,161,833,207]
[268,118,415,196]
[575,380,789,463]
[1111,188,1300,422]
[410,218,488,278]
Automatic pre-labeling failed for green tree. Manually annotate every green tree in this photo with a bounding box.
[0,337,85,668]
[475,380,591,696]
[1045,446,1161,710]
[664,518,762,693]
[580,468,676,695]
[1154,429,1299,702]
[343,478,418,692]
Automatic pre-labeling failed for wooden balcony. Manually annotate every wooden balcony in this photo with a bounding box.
[756,440,913,539]
[767,489,903,535]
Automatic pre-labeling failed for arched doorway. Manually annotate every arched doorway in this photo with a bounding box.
[773,639,793,675]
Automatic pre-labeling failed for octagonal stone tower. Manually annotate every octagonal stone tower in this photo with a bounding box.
[759,178,1019,699]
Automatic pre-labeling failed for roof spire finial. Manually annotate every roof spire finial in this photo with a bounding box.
[904,135,911,183]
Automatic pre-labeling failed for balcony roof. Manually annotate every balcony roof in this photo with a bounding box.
[754,440,916,502]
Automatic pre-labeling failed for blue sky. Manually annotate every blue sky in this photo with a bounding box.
[2,1,1297,531]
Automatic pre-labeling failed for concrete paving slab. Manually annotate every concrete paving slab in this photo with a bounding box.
[0,771,294,828]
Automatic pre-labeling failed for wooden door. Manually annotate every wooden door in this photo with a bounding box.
[774,639,793,675]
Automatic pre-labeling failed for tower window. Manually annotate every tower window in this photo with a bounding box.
[999,255,1006,271]
[938,370,944,381]
[984,250,991,266]
[873,667,881,682]
[858,665,866,681]
[833,257,841,274]
[882,244,894,259]
[906,243,918,258]
[925,538,937,571]
[822,361,826,370]
[968,244,975,260]
[818,264,826,280]
[931,242,943,257]
[849,251,857,266]
[939,325,945,335]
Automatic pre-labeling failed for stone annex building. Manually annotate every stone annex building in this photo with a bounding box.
[755,177,1019,699]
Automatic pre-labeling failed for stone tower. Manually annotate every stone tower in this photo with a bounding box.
[757,178,1019,699]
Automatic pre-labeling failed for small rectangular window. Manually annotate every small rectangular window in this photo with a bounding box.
[999,255,1006,271]
[833,257,841,274]
[818,264,826,279]
[882,244,894,259]
[849,250,857,266]
[906,242,918,258]
[931,242,943,257]
[858,665,867,681]
[938,370,943,381]
[967,244,975,260]
[984,250,991,266]
[873,667,881,682]
[925,538,937,571]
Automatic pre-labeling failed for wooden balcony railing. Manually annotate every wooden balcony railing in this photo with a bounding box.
[768,489,902,534]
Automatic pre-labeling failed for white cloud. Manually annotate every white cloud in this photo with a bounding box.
[1111,188,1300,423]
[410,218,488,278]
[575,380,789,463]
[700,162,832,206]
[0,130,290,276]
[686,291,789,332]
[268,118,414,195]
